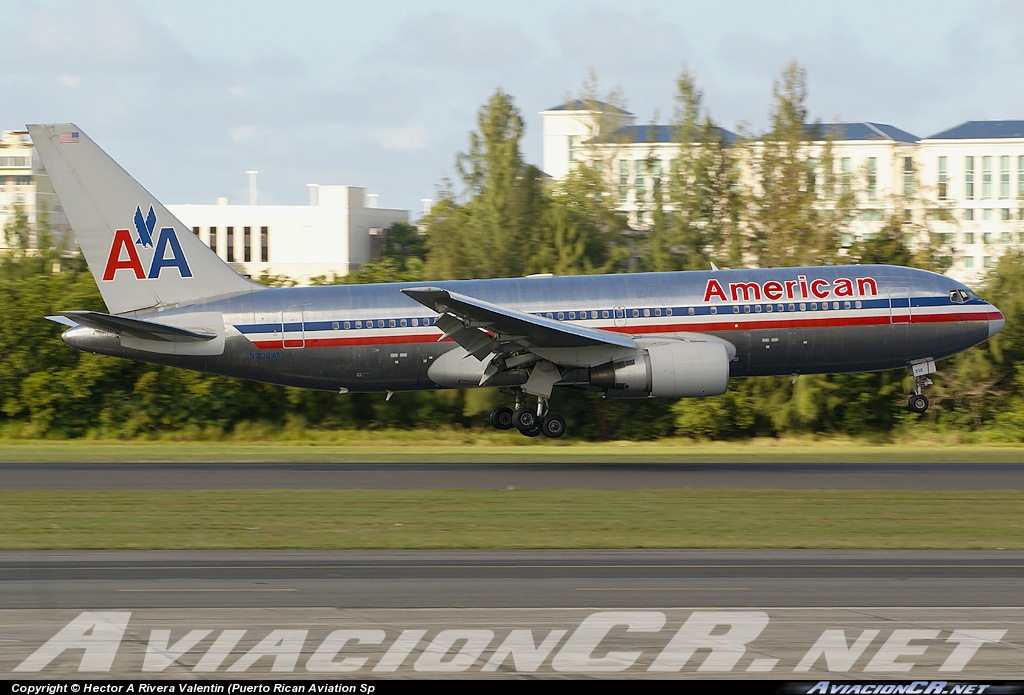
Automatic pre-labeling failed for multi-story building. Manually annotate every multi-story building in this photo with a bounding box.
[1,129,44,250]
[167,184,408,284]
[540,103,1024,284]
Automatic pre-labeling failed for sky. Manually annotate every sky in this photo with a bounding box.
[4,0,1023,218]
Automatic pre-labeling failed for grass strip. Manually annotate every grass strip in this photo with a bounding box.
[1,441,1023,463]
[2,489,1021,550]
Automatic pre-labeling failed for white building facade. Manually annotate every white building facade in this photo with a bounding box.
[168,184,408,285]
[540,104,1024,284]
[1,130,42,249]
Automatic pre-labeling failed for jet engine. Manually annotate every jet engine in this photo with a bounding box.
[589,339,732,398]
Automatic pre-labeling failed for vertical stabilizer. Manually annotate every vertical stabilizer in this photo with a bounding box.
[27,124,261,314]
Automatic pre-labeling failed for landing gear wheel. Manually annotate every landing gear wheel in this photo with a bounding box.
[490,406,514,430]
[907,394,929,414]
[513,408,537,431]
[541,414,566,439]
[519,424,542,437]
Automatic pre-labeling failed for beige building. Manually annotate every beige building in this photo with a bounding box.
[540,103,1024,284]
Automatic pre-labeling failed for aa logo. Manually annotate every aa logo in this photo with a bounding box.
[102,205,193,281]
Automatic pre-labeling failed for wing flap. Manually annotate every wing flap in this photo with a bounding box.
[402,287,636,350]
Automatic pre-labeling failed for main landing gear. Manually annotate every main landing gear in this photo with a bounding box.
[490,388,566,439]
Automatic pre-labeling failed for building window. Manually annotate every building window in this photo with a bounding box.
[260,226,269,262]
[652,160,662,192]
[867,157,877,201]
[226,226,234,262]
[192,226,200,236]
[903,156,913,197]
[243,226,252,262]
[618,160,629,205]
[982,155,992,198]
[568,136,577,163]
[1001,208,1011,221]
[983,209,994,221]
[1001,155,1011,199]
[861,209,883,222]
[1019,155,1024,197]
[1002,231,1012,244]
[964,209,974,221]
[965,256,975,269]
[964,231,974,245]
[965,156,974,199]
[984,255,993,268]
[209,226,217,252]
[841,157,852,196]
[938,156,947,200]
[635,160,646,203]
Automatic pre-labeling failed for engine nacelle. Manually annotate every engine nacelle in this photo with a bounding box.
[590,339,731,398]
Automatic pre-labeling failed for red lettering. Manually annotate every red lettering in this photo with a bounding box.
[798,275,809,299]
[784,280,798,299]
[834,278,854,297]
[857,277,878,296]
[810,279,830,299]
[102,229,145,281]
[703,279,727,302]
[730,282,762,302]
[763,281,783,301]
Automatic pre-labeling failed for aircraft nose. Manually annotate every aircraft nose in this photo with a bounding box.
[988,307,1005,339]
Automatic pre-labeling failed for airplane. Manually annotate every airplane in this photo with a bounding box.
[29,123,1005,439]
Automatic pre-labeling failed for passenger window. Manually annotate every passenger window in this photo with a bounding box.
[654,308,662,317]
[766,304,773,313]
[355,320,362,328]
[743,305,751,313]
[632,309,640,318]
[732,306,740,314]
[643,309,651,317]
[687,307,695,316]
[666,308,673,316]
[710,306,718,315]
[788,303,796,312]
[343,321,351,329]
[754,304,762,313]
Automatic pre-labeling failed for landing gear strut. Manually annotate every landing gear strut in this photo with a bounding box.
[907,360,935,414]
[490,388,567,438]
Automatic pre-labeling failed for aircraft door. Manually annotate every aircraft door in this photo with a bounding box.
[889,288,911,324]
[614,306,627,327]
[282,308,305,348]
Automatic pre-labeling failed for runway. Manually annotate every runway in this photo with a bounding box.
[1,550,1023,610]
[2,550,1023,678]
[5,462,1024,489]
[5,464,1023,678]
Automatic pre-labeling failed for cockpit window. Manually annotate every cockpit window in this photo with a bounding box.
[950,290,965,303]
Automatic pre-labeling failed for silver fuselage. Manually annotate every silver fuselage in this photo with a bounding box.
[60,264,1002,394]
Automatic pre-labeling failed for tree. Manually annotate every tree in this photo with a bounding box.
[745,62,854,268]
[425,89,547,279]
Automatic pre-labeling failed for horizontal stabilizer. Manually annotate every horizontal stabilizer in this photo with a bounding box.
[59,311,216,343]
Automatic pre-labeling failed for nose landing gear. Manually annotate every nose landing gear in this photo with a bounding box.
[907,359,936,414]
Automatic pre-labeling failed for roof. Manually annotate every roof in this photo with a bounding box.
[810,122,919,143]
[925,120,1024,140]
[595,124,738,145]
[543,100,633,115]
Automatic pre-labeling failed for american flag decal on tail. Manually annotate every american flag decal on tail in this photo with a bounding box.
[59,131,80,144]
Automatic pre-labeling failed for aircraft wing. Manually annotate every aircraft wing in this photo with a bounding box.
[55,311,217,343]
[401,287,637,352]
